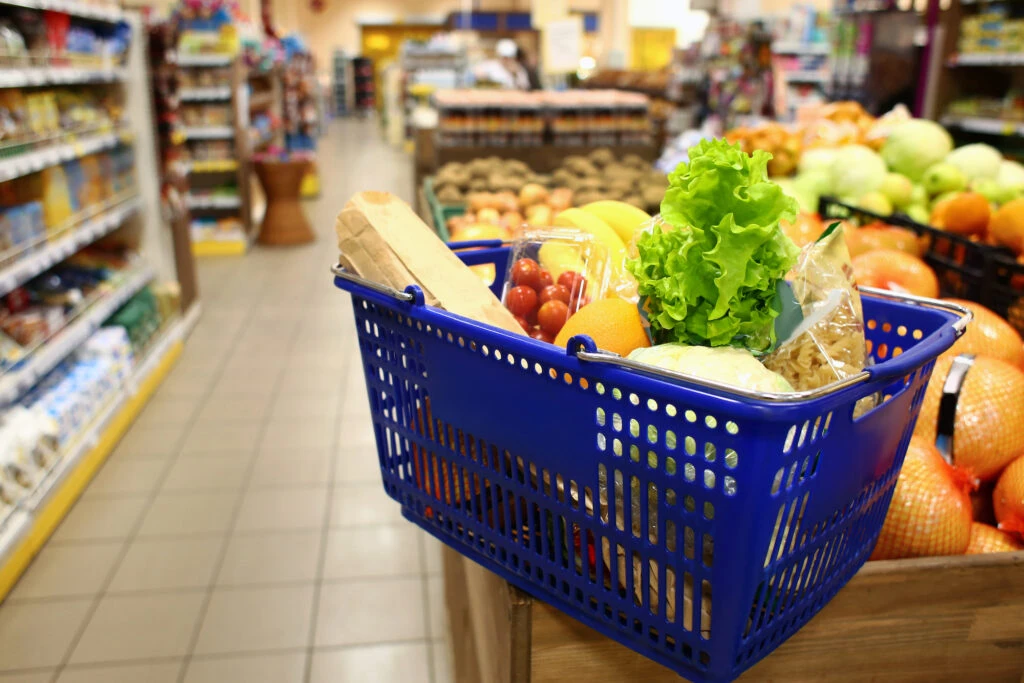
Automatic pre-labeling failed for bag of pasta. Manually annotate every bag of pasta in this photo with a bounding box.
[764,223,868,393]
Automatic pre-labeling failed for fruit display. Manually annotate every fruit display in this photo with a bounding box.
[725,123,802,176]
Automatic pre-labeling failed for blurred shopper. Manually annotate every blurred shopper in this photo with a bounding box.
[474,39,530,89]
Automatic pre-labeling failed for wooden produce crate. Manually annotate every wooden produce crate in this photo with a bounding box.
[431,141,660,174]
[443,546,1024,682]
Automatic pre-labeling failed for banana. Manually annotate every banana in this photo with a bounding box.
[553,208,629,294]
[537,242,585,280]
[579,200,652,243]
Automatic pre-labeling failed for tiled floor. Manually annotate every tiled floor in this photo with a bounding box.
[0,120,454,683]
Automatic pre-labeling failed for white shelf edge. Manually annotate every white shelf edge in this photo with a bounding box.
[176,53,234,67]
[941,115,1024,136]
[178,87,232,102]
[0,195,141,297]
[0,67,128,88]
[784,71,831,83]
[0,266,155,405]
[186,195,241,209]
[773,42,831,55]
[0,0,123,21]
[953,53,1024,66]
[182,126,234,140]
[0,129,131,184]
[0,318,183,564]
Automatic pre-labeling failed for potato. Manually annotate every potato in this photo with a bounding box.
[468,192,497,212]
[518,183,549,207]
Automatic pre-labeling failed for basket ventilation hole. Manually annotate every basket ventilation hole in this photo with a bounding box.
[665,430,677,451]
[629,393,640,406]
[647,451,658,470]
[684,495,696,513]
[882,322,892,333]
[783,425,797,453]
[613,438,623,457]
[724,448,738,469]
[726,420,739,435]
[630,445,640,463]
[913,329,923,340]
[797,421,809,449]
[685,436,697,456]
[896,325,907,337]
[598,464,608,520]
[666,456,676,476]
[647,398,658,412]
[685,410,697,423]
[705,415,717,429]
[596,408,606,427]
[614,469,625,531]
[596,382,605,395]
[723,475,737,496]
[629,419,640,438]
[648,483,659,544]
[867,319,877,330]
[770,467,785,496]
[665,404,678,417]
[612,413,623,432]
[612,388,622,400]
[534,362,542,375]
[823,412,833,436]
[877,343,889,359]
[704,469,716,490]
[704,443,716,463]
[647,425,658,445]
[597,434,607,451]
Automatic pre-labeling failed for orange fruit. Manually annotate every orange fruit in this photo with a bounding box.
[994,454,1024,536]
[941,192,991,236]
[989,198,1024,255]
[852,249,939,298]
[871,437,974,560]
[780,212,824,248]
[941,298,1024,368]
[930,197,954,229]
[553,298,651,356]
[846,224,923,258]
[966,522,1023,553]
[915,355,1024,481]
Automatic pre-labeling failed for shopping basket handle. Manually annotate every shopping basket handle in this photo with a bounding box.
[856,287,971,382]
[447,239,507,250]
[330,264,421,304]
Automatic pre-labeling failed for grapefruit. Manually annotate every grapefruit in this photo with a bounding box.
[871,437,974,560]
[966,522,1023,554]
[852,249,939,298]
[553,298,650,356]
[994,454,1024,536]
[988,198,1024,255]
[781,212,824,248]
[940,299,1024,368]
[915,355,1024,481]
[941,192,991,236]
[846,224,923,258]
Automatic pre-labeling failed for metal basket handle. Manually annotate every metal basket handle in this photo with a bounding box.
[331,264,417,303]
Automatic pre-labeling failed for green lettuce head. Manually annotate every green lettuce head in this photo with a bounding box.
[627,139,799,353]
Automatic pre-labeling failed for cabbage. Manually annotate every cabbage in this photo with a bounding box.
[775,177,819,214]
[945,144,1002,180]
[628,344,794,393]
[830,145,887,198]
[998,160,1024,194]
[881,119,954,181]
[798,148,838,176]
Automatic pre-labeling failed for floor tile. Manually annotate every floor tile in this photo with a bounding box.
[108,537,222,592]
[0,599,92,669]
[137,491,239,538]
[249,449,331,488]
[86,457,166,497]
[160,455,250,492]
[310,642,431,683]
[192,585,314,655]
[193,394,273,423]
[132,395,197,428]
[314,578,426,647]
[217,530,321,586]
[70,592,205,664]
[322,526,422,580]
[233,486,328,532]
[260,417,336,450]
[180,422,262,455]
[426,576,447,638]
[276,368,343,395]
[0,673,54,682]
[334,447,384,484]
[56,661,181,683]
[9,541,123,601]
[432,639,454,683]
[269,392,339,420]
[111,425,182,460]
[330,484,403,527]
[50,496,148,543]
[422,533,443,575]
[183,652,306,683]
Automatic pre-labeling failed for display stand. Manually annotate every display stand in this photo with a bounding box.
[253,159,313,246]
[444,546,1024,681]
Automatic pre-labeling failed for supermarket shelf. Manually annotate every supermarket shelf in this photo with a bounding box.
[0,195,141,297]
[186,194,241,209]
[0,67,127,88]
[176,53,234,67]
[179,86,232,101]
[191,238,248,257]
[185,159,238,174]
[773,42,830,55]
[0,320,184,601]
[0,266,154,405]
[0,0,123,21]
[941,115,1024,136]
[182,126,234,140]
[0,128,131,184]
[951,53,1024,66]
[249,92,274,110]
[784,70,831,83]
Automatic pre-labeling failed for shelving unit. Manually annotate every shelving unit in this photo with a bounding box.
[352,56,376,115]
[0,9,187,593]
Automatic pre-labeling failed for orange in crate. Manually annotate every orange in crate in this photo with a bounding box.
[994,454,1024,535]
[966,522,1023,554]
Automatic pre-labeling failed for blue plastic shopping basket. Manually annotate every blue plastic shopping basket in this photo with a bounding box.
[332,242,969,682]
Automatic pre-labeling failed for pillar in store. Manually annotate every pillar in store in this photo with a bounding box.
[598,0,629,68]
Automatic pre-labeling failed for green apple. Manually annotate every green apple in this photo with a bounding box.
[857,191,894,216]
[904,204,930,224]
[922,162,967,196]
[879,172,914,208]
[910,183,928,207]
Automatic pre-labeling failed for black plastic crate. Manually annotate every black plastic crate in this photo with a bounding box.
[819,196,1024,334]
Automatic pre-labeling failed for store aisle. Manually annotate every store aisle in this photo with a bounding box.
[0,120,453,683]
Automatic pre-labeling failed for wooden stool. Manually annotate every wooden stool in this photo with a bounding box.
[254,159,315,246]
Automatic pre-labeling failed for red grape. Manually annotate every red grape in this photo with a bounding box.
[537,269,553,288]
[539,284,571,305]
[530,329,554,343]
[511,258,542,291]
[514,315,531,332]
[537,300,570,336]
[505,285,538,318]
[557,271,587,300]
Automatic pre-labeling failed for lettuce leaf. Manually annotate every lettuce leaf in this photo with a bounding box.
[627,139,799,352]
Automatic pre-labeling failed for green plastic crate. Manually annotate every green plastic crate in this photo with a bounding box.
[423,177,465,241]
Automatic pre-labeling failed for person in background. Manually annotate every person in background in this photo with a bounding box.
[473,38,530,89]
[517,45,542,90]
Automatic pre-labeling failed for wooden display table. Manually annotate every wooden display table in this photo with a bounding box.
[254,159,315,246]
[443,546,1024,682]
